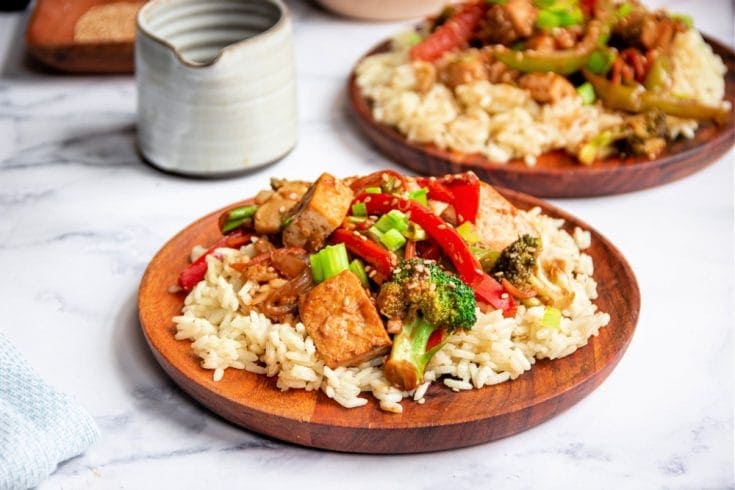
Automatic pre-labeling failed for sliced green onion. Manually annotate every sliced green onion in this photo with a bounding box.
[456,221,480,244]
[408,187,429,206]
[375,209,409,233]
[616,1,634,18]
[221,204,259,233]
[400,31,423,47]
[351,202,367,217]
[281,216,293,227]
[348,216,367,224]
[556,6,583,26]
[533,0,554,7]
[368,225,384,242]
[309,243,349,283]
[541,306,562,329]
[576,82,596,105]
[379,228,406,252]
[586,49,615,75]
[536,10,561,30]
[471,246,500,272]
[670,13,694,28]
[310,254,324,283]
[349,259,369,287]
[365,186,382,194]
[402,222,426,241]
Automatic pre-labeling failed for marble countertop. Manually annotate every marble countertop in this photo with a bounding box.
[1,0,732,488]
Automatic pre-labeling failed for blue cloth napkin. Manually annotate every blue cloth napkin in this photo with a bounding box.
[0,332,99,490]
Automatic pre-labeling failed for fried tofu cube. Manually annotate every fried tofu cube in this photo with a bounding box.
[253,180,310,235]
[474,182,535,251]
[299,270,391,368]
[282,173,353,252]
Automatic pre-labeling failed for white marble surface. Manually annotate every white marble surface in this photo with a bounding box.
[0,1,732,488]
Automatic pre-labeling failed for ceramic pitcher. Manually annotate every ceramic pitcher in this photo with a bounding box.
[136,0,297,176]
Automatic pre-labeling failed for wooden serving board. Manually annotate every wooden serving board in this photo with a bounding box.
[137,187,640,453]
[26,0,144,73]
[348,37,735,198]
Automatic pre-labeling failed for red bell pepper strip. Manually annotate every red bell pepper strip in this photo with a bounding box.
[355,193,514,314]
[410,2,487,62]
[348,169,406,195]
[330,228,397,279]
[416,172,481,224]
[416,178,454,202]
[178,230,251,291]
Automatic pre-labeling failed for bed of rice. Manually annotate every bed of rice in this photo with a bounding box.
[354,29,726,166]
[173,208,610,413]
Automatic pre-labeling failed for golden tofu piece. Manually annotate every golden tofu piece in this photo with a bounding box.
[299,270,391,369]
[282,173,353,252]
[253,180,310,235]
[474,182,534,251]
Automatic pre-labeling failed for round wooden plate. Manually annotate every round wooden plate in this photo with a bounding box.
[138,188,640,453]
[348,36,735,198]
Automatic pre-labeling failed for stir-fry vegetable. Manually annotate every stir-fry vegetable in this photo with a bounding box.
[178,229,251,291]
[409,2,487,62]
[584,70,730,123]
[494,0,616,75]
[354,192,515,314]
[378,258,477,390]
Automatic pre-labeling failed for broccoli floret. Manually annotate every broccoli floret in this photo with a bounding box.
[491,234,541,291]
[492,234,576,308]
[377,258,476,391]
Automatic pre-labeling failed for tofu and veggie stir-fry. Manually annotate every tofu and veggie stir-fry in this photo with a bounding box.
[355,0,730,166]
[173,171,609,412]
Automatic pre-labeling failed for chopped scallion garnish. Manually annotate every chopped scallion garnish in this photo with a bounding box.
[670,13,693,28]
[586,49,615,75]
[309,243,350,283]
[541,306,562,329]
[365,187,382,194]
[470,246,500,271]
[576,82,596,105]
[456,221,480,244]
[535,10,561,30]
[402,222,426,241]
[408,187,429,206]
[379,228,406,252]
[351,202,367,217]
[375,209,409,233]
[368,225,384,242]
[348,259,369,287]
[617,2,634,18]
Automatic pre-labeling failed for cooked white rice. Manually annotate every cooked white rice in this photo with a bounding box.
[173,208,610,413]
[355,28,728,165]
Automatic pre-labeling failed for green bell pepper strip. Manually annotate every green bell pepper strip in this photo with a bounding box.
[494,0,615,75]
[584,70,730,124]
